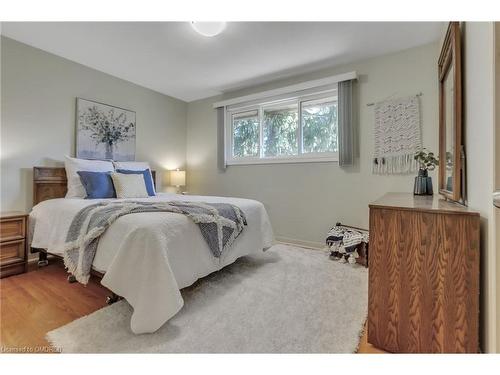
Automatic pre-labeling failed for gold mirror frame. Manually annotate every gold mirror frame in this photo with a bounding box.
[438,22,463,202]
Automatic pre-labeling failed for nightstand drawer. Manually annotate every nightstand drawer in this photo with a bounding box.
[0,217,26,241]
[0,239,25,265]
[0,212,28,278]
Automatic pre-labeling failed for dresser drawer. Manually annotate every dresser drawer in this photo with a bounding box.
[0,216,26,241]
[0,239,25,265]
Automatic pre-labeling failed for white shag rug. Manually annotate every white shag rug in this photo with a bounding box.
[47,244,368,353]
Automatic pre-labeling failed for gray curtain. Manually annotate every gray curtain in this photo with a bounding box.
[338,80,355,167]
[217,107,226,171]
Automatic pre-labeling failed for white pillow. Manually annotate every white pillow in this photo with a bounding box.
[112,161,151,171]
[64,156,114,198]
[111,172,149,198]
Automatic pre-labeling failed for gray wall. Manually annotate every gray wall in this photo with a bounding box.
[186,42,440,247]
[1,36,188,211]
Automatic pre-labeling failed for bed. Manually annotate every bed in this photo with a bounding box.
[29,167,274,334]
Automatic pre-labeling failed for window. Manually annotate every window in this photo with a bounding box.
[263,101,298,157]
[301,97,338,154]
[226,92,338,165]
[232,110,259,158]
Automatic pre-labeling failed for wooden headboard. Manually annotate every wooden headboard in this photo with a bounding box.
[33,167,156,205]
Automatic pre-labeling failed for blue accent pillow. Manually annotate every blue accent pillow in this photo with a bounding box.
[77,171,116,199]
[115,169,156,196]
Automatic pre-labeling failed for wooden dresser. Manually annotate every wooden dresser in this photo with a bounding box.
[0,211,28,278]
[368,193,480,353]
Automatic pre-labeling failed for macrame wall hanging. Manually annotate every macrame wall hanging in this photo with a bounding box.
[372,95,422,174]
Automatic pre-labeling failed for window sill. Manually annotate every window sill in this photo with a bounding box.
[226,156,339,166]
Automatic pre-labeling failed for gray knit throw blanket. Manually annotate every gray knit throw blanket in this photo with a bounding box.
[63,201,247,284]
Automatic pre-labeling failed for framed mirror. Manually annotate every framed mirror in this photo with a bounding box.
[438,22,463,202]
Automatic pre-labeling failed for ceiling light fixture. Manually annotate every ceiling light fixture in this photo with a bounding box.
[190,22,226,37]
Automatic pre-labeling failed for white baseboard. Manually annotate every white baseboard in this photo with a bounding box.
[274,236,326,250]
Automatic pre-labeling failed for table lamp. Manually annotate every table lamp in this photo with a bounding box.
[170,169,186,194]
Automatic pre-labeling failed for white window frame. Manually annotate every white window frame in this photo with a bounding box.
[225,91,339,166]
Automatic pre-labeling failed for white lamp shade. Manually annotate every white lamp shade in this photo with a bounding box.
[170,170,186,186]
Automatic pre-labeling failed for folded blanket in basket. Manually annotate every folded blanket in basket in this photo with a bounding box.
[326,225,369,252]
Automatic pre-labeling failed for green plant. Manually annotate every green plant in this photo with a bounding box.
[414,148,439,171]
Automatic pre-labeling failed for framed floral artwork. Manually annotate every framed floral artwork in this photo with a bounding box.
[76,98,136,161]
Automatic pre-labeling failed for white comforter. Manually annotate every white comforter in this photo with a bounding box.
[30,193,274,334]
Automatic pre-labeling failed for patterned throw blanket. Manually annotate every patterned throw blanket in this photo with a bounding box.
[63,201,247,284]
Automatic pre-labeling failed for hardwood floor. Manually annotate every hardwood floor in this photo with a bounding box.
[0,260,387,353]
[0,260,108,352]
[357,324,388,353]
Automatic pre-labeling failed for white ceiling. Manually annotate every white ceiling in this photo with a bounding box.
[1,22,444,102]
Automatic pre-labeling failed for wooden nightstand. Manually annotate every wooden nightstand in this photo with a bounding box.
[0,211,28,278]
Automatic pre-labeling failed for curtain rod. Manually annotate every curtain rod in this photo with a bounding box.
[366,92,423,107]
